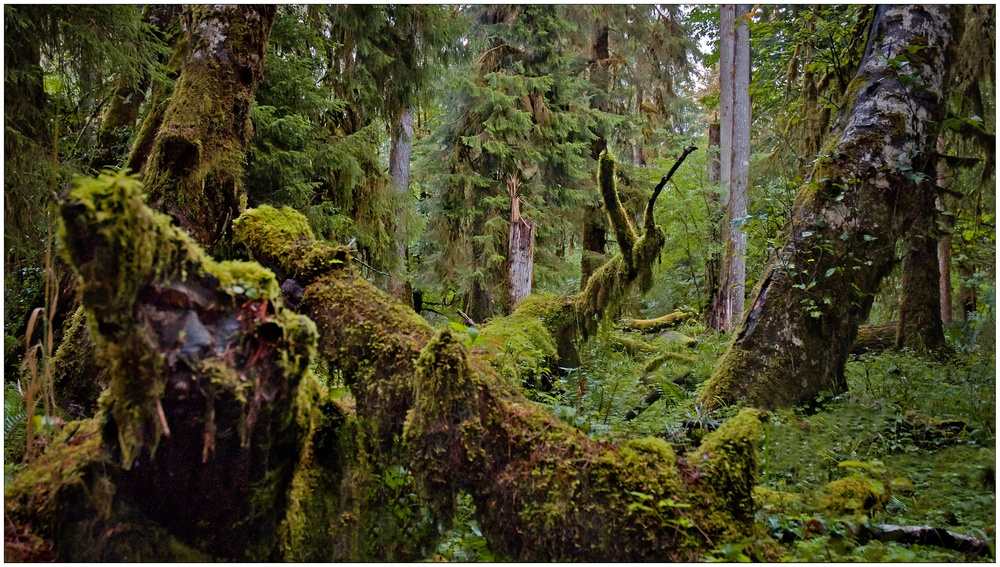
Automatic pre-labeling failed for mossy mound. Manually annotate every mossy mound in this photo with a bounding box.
[818,475,889,515]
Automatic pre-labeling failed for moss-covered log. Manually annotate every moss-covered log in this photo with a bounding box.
[143,5,276,249]
[701,6,955,410]
[7,172,354,561]
[623,311,696,333]
[237,205,765,561]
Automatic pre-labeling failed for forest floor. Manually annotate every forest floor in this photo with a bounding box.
[433,312,996,561]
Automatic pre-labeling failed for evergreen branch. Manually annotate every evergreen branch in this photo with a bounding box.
[644,145,697,232]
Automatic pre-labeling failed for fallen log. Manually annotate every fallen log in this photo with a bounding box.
[623,311,696,333]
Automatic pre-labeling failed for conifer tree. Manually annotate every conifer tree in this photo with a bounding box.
[419,5,594,321]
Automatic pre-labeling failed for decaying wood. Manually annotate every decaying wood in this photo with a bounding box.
[235,204,767,562]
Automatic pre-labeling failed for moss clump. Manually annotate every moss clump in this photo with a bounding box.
[233,205,350,284]
[474,311,558,388]
[818,474,888,514]
[687,409,766,539]
[753,486,803,515]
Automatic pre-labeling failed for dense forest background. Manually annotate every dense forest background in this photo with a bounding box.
[3,5,995,562]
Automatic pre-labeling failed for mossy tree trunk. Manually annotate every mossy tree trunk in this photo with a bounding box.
[386,106,415,308]
[701,5,955,410]
[143,5,276,250]
[580,23,612,290]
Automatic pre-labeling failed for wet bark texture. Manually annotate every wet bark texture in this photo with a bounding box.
[702,6,954,410]
[896,177,946,351]
[144,5,276,250]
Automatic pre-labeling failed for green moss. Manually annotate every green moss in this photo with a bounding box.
[474,311,558,387]
[688,409,766,539]
[818,474,888,514]
[753,486,803,515]
[234,205,351,284]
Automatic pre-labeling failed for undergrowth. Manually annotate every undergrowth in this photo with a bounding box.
[431,304,995,561]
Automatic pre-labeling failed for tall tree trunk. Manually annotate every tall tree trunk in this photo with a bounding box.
[716,6,736,330]
[386,106,414,308]
[581,23,612,290]
[716,5,751,332]
[935,137,954,325]
[937,196,954,325]
[896,174,946,350]
[143,5,277,250]
[702,5,954,410]
[728,5,751,327]
[705,122,727,330]
[507,172,535,309]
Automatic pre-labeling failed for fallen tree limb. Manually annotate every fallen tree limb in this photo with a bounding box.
[859,523,991,557]
[623,311,696,333]
[768,518,991,557]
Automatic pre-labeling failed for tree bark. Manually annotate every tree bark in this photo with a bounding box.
[702,5,954,410]
[705,122,728,331]
[386,106,415,307]
[143,5,276,250]
[728,5,751,328]
[935,137,954,325]
[716,5,751,332]
[896,176,946,351]
[581,23,611,290]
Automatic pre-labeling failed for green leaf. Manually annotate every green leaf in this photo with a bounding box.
[825,268,836,277]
